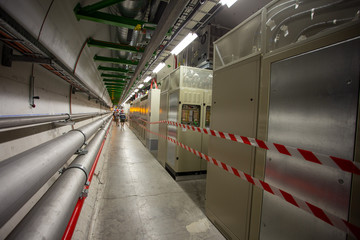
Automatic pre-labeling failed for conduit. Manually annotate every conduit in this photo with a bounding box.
[6,118,112,240]
[0,112,108,129]
[0,114,112,228]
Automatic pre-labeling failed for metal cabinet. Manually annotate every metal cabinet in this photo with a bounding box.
[206,0,360,239]
[205,55,261,240]
[259,36,360,240]
[157,66,213,179]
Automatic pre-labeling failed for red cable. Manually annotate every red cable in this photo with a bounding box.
[37,0,55,41]
[73,38,89,74]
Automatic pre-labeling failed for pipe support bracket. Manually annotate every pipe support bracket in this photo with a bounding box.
[66,163,89,185]
[70,129,87,146]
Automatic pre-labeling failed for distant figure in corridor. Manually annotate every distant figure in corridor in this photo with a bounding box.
[120,110,126,128]
[114,109,120,127]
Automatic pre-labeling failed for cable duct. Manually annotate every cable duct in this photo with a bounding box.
[0,114,112,228]
[6,118,112,239]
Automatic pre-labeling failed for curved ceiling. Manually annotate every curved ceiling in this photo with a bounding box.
[0,0,272,106]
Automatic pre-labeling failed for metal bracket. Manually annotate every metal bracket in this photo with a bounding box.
[2,45,52,67]
[29,75,40,108]
[71,129,87,146]
[58,167,67,174]
[88,95,98,101]
[71,87,86,94]
[75,148,88,155]
[66,163,89,185]
[80,188,88,198]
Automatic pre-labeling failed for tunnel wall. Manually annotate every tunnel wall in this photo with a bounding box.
[0,40,108,238]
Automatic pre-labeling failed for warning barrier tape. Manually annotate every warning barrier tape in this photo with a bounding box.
[131,118,360,239]
[136,117,360,176]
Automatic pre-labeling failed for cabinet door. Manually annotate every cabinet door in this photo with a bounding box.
[206,55,261,240]
[260,38,360,240]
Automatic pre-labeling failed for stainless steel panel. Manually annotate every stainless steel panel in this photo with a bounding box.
[214,12,262,69]
[170,68,180,91]
[157,92,168,167]
[160,76,169,92]
[260,38,360,240]
[166,91,179,168]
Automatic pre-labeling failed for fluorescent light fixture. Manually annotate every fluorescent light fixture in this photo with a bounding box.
[153,62,165,73]
[220,0,237,8]
[171,32,198,55]
[124,96,131,103]
[138,83,144,89]
[143,76,152,83]
[134,89,139,93]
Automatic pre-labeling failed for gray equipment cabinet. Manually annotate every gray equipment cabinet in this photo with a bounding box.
[158,66,213,180]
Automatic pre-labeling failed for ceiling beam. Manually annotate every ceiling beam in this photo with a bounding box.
[88,38,145,53]
[98,65,134,73]
[105,84,125,87]
[103,78,128,83]
[74,5,156,30]
[101,73,130,79]
[94,55,139,65]
[106,85,125,88]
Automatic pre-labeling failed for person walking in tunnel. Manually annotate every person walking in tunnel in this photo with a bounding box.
[120,109,126,128]
[114,109,120,127]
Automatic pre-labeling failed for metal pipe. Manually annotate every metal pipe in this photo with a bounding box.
[6,118,112,240]
[62,119,111,240]
[0,112,108,129]
[0,114,112,228]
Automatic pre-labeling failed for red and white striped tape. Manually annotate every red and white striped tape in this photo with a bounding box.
[133,121,360,239]
[136,118,359,176]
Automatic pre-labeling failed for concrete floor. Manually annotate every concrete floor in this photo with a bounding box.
[89,123,225,240]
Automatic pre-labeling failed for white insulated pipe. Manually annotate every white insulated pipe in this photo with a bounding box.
[0,112,109,129]
[0,114,112,227]
[7,118,112,239]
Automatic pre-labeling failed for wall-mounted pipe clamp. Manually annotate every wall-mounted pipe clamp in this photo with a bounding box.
[80,188,88,198]
[54,114,75,126]
[70,129,87,146]
[66,163,89,185]
[75,148,88,155]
